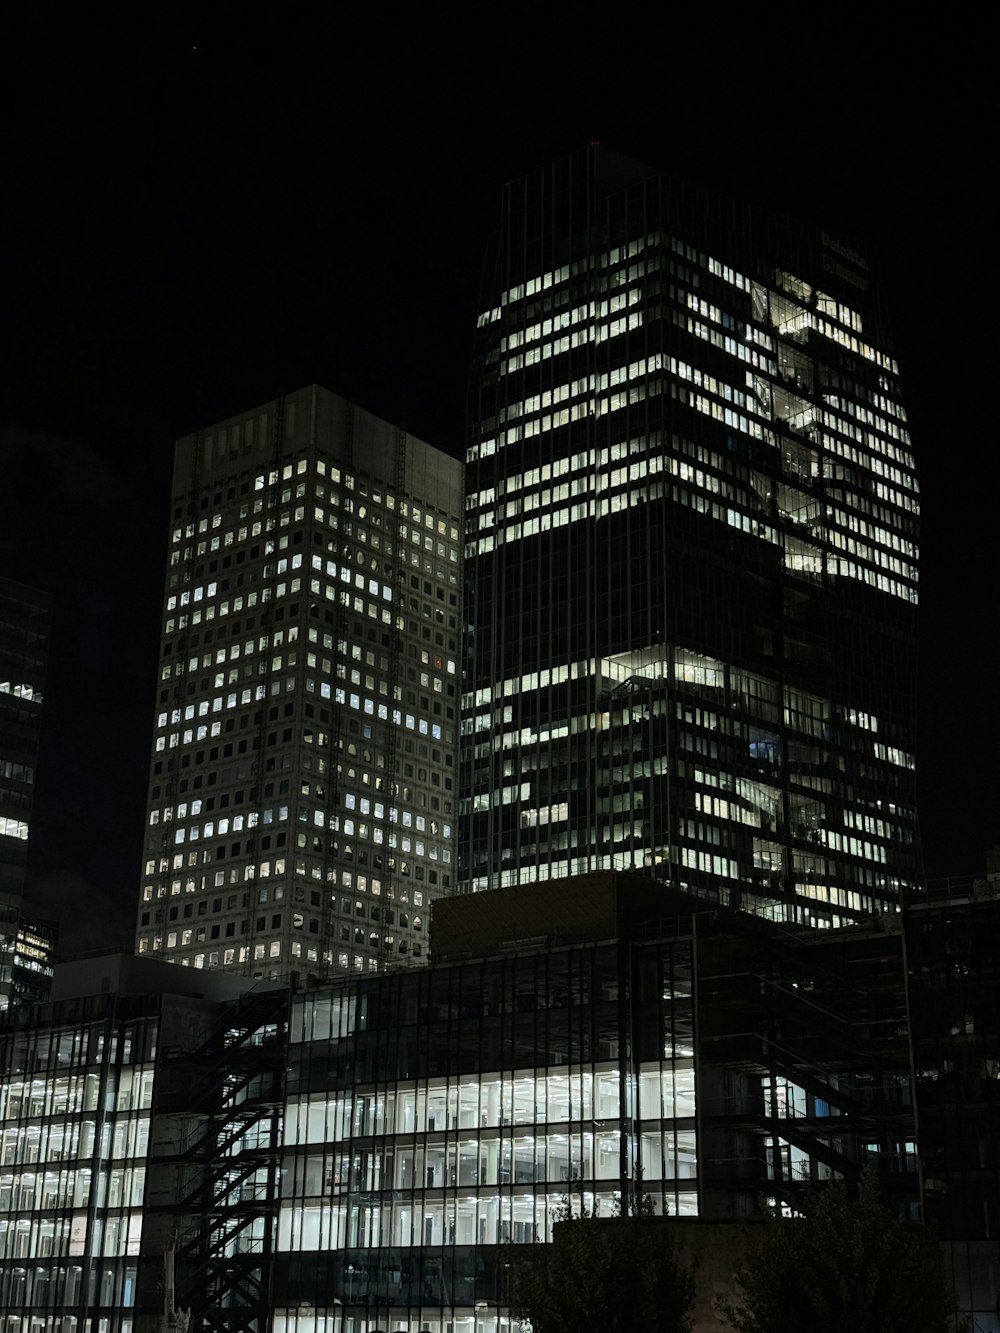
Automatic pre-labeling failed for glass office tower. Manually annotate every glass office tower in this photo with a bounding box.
[462,148,920,924]
[136,386,463,980]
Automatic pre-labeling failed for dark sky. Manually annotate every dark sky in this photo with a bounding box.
[0,21,991,956]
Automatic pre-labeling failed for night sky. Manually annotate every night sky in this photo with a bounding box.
[0,22,990,957]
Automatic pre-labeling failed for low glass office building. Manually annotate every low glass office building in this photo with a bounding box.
[275,945,695,1331]
[0,877,920,1333]
[270,873,913,1333]
[0,989,156,1327]
[0,956,259,1333]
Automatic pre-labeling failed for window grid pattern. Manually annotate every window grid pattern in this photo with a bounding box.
[273,939,697,1331]
[0,1000,155,1328]
[136,389,462,981]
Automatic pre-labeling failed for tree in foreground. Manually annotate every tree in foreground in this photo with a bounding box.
[507,1194,695,1333]
[720,1171,964,1333]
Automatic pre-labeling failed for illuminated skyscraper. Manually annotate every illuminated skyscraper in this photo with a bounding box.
[136,386,463,979]
[0,577,52,1009]
[461,148,920,923]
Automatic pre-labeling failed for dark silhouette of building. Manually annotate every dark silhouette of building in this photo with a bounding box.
[461,147,920,926]
[0,578,53,1010]
[906,864,1000,1332]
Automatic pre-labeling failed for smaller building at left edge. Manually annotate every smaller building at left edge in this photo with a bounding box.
[0,577,57,1013]
[2,871,995,1333]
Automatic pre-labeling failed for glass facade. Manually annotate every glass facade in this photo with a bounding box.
[0,880,927,1329]
[274,928,699,1332]
[136,385,463,981]
[0,994,156,1331]
[462,148,920,925]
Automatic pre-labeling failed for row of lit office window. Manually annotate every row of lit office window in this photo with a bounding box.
[680,293,910,457]
[285,1068,691,1144]
[0,1114,150,1167]
[476,323,913,503]
[471,428,914,562]
[473,467,917,602]
[480,229,895,378]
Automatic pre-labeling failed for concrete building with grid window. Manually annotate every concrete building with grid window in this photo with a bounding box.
[134,386,463,981]
[461,146,921,925]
